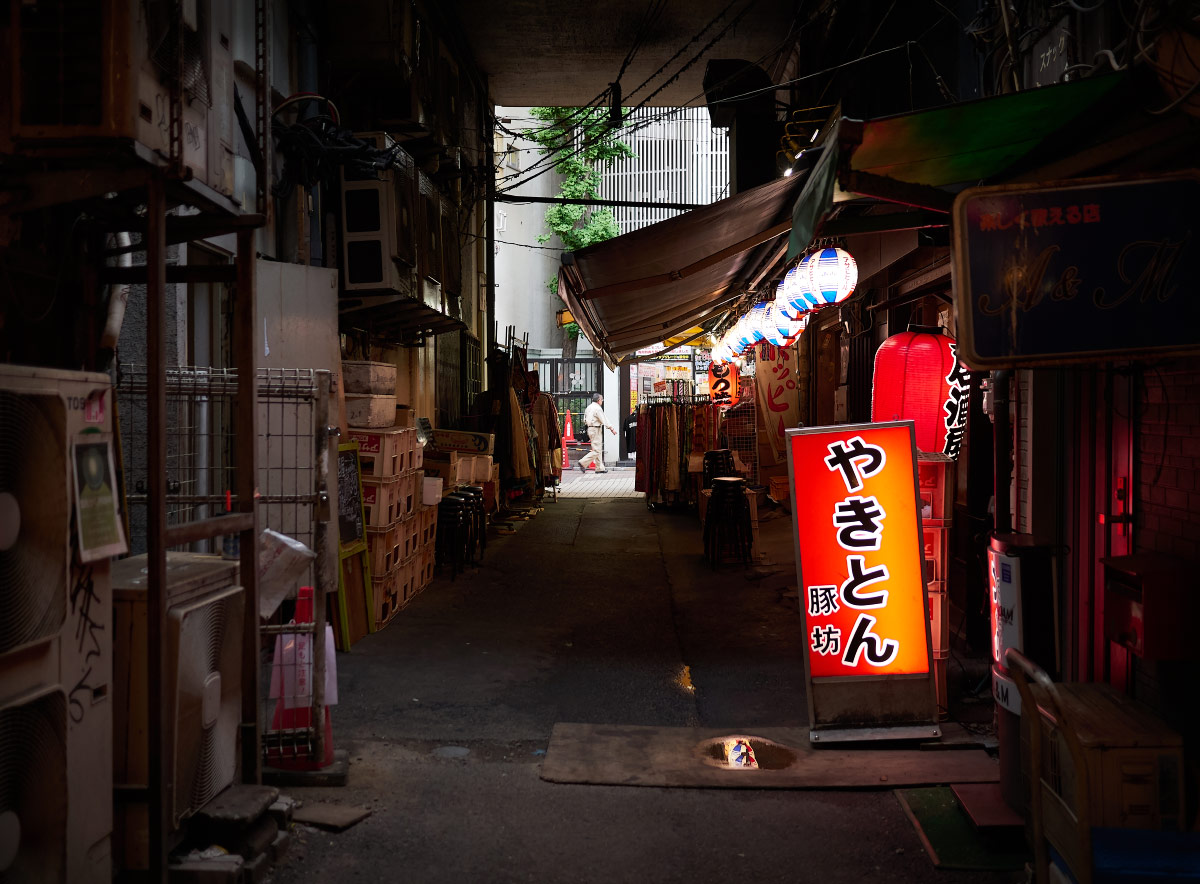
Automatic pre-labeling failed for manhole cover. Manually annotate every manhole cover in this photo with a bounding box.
[698,736,796,770]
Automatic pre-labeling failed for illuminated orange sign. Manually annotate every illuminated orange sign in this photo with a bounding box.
[789,422,930,678]
[708,362,738,406]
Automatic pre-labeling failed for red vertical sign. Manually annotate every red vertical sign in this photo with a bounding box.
[789,422,930,678]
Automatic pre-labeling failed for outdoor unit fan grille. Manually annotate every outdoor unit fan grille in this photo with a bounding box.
[172,586,244,825]
[0,391,68,655]
[0,692,68,883]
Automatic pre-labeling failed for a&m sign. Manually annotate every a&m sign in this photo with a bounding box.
[786,421,940,742]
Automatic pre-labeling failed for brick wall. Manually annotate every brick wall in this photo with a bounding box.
[1135,358,1200,558]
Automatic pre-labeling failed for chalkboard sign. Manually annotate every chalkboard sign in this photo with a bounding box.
[337,442,366,552]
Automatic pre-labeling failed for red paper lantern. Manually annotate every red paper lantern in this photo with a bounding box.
[871,326,970,459]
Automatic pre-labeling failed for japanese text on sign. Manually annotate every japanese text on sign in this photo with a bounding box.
[789,424,930,678]
[942,343,970,460]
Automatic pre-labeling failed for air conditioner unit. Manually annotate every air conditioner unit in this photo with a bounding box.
[6,0,235,199]
[340,133,418,295]
[0,364,117,884]
[112,553,244,871]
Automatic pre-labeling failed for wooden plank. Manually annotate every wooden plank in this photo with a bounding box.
[951,783,1024,829]
[541,722,999,789]
[292,803,372,832]
[144,173,170,884]
[164,512,255,547]
[100,264,239,285]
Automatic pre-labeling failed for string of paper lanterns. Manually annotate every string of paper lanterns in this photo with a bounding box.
[709,244,858,365]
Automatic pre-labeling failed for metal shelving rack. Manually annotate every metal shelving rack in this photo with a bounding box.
[0,3,275,880]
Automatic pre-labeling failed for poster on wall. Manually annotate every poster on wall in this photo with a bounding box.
[786,421,940,741]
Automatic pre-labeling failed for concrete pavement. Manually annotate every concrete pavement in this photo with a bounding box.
[271,496,1017,884]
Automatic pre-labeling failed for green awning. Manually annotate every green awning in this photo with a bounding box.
[789,74,1125,259]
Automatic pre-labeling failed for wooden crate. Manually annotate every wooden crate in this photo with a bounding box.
[418,504,437,550]
[417,547,435,589]
[396,469,418,520]
[401,557,419,602]
[362,475,403,528]
[366,521,404,576]
[348,426,417,478]
[371,564,403,629]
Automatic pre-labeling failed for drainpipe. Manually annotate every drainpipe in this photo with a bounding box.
[485,78,496,370]
[100,231,133,354]
[993,369,1012,533]
[296,0,322,264]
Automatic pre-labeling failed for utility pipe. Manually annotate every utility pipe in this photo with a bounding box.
[992,369,1012,533]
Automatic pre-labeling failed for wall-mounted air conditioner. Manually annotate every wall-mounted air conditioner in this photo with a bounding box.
[5,0,235,199]
[0,365,118,884]
[340,132,418,295]
[112,554,244,870]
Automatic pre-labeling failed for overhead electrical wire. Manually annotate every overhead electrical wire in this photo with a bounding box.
[498,0,766,191]
[498,16,801,195]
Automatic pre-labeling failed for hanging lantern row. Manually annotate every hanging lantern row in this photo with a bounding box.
[709,244,857,365]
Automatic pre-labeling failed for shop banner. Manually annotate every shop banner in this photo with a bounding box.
[786,421,939,740]
[755,342,802,465]
[953,172,1200,367]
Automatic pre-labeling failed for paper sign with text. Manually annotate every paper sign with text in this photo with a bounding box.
[788,422,930,678]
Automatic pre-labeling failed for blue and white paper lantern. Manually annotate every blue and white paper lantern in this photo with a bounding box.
[803,246,858,306]
[746,303,769,343]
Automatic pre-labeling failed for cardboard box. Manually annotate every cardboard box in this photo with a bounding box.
[427,429,495,456]
[423,452,458,488]
[395,406,416,429]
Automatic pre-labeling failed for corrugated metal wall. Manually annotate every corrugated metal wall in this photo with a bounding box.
[597,107,729,235]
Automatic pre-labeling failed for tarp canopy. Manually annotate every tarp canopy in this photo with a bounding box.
[558,173,805,367]
[557,74,1136,368]
[789,74,1126,258]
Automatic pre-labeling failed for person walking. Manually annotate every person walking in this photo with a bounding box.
[578,392,616,474]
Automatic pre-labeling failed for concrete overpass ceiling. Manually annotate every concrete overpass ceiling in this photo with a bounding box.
[444,1,801,107]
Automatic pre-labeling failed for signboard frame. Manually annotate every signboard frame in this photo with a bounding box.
[785,421,941,743]
[952,171,1200,368]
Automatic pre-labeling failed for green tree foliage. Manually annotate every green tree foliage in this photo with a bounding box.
[523,107,633,256]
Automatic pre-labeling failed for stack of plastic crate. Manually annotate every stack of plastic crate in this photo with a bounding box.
[349,423,422,629]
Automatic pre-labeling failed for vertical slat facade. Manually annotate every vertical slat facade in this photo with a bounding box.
[597,107,730,236]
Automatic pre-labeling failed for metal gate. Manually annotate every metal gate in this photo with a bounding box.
[116,365,335,767]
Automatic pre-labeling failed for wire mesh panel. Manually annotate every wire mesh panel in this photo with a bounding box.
[116,365,331,766]
[723,382,758,484]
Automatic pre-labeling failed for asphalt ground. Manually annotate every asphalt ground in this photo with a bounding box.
[271,496,1019,884]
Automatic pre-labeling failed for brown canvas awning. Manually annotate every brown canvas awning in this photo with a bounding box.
[557,173,805,367]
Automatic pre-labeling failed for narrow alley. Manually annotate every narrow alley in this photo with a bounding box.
[272,495,1011,884]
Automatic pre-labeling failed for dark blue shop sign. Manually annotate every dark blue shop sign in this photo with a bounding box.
[952,173,1200,367]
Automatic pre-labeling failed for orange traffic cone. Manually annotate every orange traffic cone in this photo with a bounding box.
[563,409,576,442]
